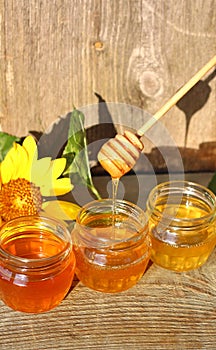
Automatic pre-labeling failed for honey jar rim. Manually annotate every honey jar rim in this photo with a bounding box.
[0,214,73,269]
[74,198,149,248]
[146,180,216,225]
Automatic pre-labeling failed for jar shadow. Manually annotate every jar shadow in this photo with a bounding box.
[66,274,80,296]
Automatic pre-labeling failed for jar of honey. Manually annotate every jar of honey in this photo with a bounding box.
[146,181,216,271]
[0,215,76,313]
[72,199,151,293]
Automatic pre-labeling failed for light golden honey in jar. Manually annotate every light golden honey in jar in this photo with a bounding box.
[146,181,216,271]
[72,199,151,293]
[0,215,76,313]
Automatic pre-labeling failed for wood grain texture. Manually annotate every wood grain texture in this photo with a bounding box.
[0,0,215,152]
[0,173,215,350]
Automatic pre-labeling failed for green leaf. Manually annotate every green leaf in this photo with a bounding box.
[0,132,20,162]
[62,108,101,199]
[208,173,216,194]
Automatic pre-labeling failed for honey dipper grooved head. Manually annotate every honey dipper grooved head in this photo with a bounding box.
[98,130,144,178]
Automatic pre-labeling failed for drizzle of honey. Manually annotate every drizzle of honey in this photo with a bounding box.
[111,177,119,237]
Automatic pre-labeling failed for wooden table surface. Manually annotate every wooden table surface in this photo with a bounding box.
[0,173,215,350]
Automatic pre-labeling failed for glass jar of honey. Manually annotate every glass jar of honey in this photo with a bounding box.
[0,215,76,313]
[146,181,216,272]
[72,199,151,293]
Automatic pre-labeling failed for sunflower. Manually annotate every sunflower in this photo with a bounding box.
[0,136,80,223]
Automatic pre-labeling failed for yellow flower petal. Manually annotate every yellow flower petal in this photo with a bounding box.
[22,136,38,163]
[49,158,67,180]
[1,152,16,183]
[5,136,38,181]
[52,178,73,196]
[31,158,69,196]
[13,144,30,180]
[42,200,80,221]
[40,177,73,197]
[35,158,66,191]
[0,141,30,182]
[31,157,52,184]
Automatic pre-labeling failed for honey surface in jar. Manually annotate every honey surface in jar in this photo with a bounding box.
[0,227,75,313]
[149,202,216,272]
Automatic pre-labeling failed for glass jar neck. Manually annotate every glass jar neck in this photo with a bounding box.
[147,181,216,229]
[0,215,72,272]
[74,199,148,249]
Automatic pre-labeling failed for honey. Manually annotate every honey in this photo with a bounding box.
[0,215,76,313]
[146,181,216,271]
[72,199,151,293]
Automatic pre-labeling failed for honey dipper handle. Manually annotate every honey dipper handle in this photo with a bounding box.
[136,55,216,137]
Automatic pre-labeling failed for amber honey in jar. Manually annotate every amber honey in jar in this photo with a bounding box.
[72,199,151,293]
[0,215,76,313]
[146,181,216,272]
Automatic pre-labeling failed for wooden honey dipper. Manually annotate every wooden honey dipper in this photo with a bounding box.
[98,55,216,178]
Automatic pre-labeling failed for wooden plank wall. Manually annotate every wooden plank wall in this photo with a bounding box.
[0,0,215,170]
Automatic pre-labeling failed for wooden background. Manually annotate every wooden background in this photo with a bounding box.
[0,0,216,170]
